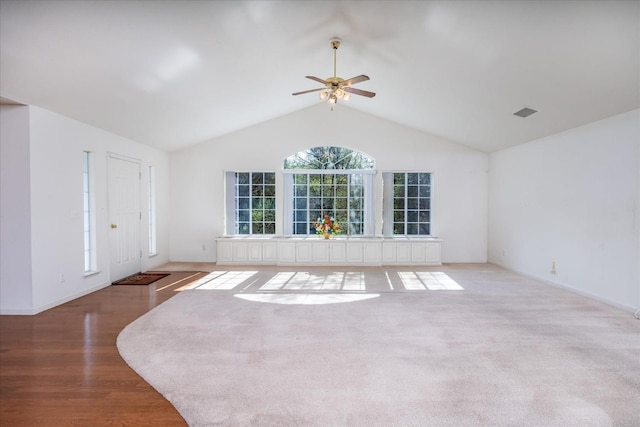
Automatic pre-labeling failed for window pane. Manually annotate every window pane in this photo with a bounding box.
[295,174,307,185]
[407,223,419,235]
[322,174,334,184]
[295,198,307,209]
[238,198,250,209]
[335,185,347,197]
[322,186,334,198]
[264,210,275,222]
[251,173,263,185]
[335,210,348,223]
[234,172,276,235]
[295,185,307,196]
[309,197,321,209]
[264,197,275,209]
[264,173,275,185]
[237,173,249,184]
[389,172,432,236]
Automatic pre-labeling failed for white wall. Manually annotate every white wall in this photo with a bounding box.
[170,104,488,263]
[488,109,640,311]
[0,105,33,312]
[0,106,171,314]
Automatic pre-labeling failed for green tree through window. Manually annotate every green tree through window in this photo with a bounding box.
[284,146,374,170]
[284,146,374,236]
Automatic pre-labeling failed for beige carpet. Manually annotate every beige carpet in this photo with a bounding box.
[117,264,639,426]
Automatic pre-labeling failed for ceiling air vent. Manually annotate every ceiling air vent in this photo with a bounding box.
[513,107,538,118]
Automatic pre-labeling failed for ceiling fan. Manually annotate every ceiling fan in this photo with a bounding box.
[292,37,376,110]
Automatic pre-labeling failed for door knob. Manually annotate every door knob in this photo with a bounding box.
[110,224,117,229]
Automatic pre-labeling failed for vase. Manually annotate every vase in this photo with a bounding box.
[323,232,330,239]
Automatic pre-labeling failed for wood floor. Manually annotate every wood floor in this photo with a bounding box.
[0,271,208,426]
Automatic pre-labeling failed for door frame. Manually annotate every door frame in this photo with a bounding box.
[107,152,142,282]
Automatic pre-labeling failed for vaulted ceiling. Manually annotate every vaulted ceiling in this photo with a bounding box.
[1,1,638,153]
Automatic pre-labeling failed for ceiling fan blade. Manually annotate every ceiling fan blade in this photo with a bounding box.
[341,75,370,86]
[343,86,376,98]
[292,87,324,96]
[306,76,328,85]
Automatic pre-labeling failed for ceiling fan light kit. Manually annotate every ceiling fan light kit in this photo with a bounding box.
[293,37,376,111]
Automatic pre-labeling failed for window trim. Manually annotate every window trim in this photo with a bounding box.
[382,171,434,237]
[148,165,157,256]
[283,169,375,237]
[225,171,276,236]
[82,151,97,273]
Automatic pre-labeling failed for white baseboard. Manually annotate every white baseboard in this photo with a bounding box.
[0,281,111,316]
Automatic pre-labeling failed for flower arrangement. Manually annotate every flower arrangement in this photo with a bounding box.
[314,214,341,237]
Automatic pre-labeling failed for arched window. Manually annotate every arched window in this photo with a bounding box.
[283,147,375,236]
[284,146,375,170]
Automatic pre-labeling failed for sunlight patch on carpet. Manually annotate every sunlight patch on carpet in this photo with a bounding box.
[398,272,464,290]
[259,271,365,291]
[234,293,380,305]
[185,271,258,290]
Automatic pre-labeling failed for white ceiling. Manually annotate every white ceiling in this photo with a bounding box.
[1,1,638,153]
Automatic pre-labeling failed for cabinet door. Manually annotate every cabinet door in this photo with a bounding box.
[330,242,347,263]
[262,242,277,262]
[425,242,442,264]
[382,242,396,263]
[314,242,330,263]
[396,242,411,263]
[363,242,381,264]
[346,243,363,263]
[277,241,296,264]
[234,242,248,262]
[246,242,262,262]
[217,241,234,263]
[296,243,313,263]
[411,242,427,263]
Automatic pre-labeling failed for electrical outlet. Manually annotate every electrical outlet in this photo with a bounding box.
[59,273,65,283]
[202,244,206,251]
[551,261,556,275]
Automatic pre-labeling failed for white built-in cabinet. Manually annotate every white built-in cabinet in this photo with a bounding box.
[216,237,441,266]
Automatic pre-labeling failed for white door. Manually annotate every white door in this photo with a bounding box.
[108,154,141,281]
